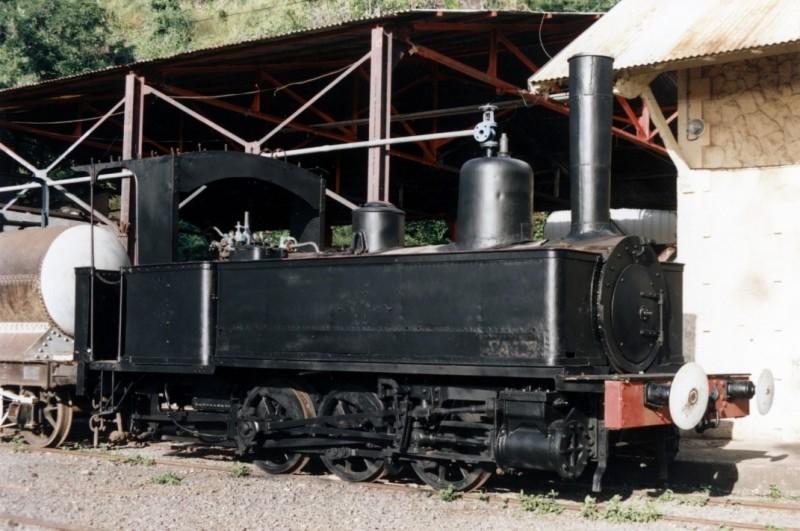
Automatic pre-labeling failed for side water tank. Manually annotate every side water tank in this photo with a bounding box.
[455,148,533,249]
[351,202,405,253]
[0,225,130,336]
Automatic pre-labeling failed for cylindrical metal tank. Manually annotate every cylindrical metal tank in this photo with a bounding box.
[455,152,533,250]
[351,202,405,253]
[0,225,129,336]
[544,209,677,245]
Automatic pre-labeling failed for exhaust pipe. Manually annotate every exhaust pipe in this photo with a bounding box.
[565,54,620,241]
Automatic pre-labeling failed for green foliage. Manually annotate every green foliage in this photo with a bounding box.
[144,0,194,58]
[124,454,155,466]
[581,494,661,523]
[531,211,548,240]
[331,220,449,249]
[331,225,354,248]
[0,0,132,88]
[404,220,450,246]
[520,0,619,11]
[177,220,210,261]
[656,488,675,502]
[438,484,462,502]
[11,436,27,454]
[255,229,291,247]
[152,471,183,485]
[518,490,564,514]
[769,483,783,499]
[656,486,710,507]
[600,494,661,524]
[580,495,600,520]
[680,487,710,507]
[231,463,251,478]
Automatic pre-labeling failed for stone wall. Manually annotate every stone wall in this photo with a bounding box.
[679,52,800,169]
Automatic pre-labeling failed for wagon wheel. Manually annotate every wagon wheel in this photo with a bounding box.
[17,390,73,448]
[411,459,492,492]
[318,389,387,483]
[245,382,315,475]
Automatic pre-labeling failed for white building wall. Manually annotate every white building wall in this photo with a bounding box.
[677,165,800,441]
[674,51,800,441]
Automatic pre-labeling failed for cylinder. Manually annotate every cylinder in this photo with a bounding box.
[0,225,129,336]
[455,153,533,250]
[494,419,589,479]
[351,202,405,253]
[566,54,620,240]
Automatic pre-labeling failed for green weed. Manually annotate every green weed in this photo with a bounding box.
[601,494,661,524]
[11,437,27,454]
[580,495,600,520]
[656,488,675,502]
[152,472,182,486]
[231,463,251,478]
[124,454,155,466]
[680,487,710,507]
[438,485,462,502]
[519,490,564,515]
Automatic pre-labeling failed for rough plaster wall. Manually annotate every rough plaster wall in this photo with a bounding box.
[678,165,800,441]
[686,52,800,169]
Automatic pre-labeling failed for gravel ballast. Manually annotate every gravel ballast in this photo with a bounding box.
[1,443,797,531]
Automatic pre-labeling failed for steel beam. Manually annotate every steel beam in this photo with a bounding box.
[261,72,353,137]
[367,27,392,203]
[408,41,667,156]
[122,73,144,260]
[497,34,539,73]
[0,120,121,153]
[159,83,355,143]
[145,85,251,149]
[257,51,370,147]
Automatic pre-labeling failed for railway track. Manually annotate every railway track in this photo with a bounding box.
[4,443,799,531]
[0,511,94,531]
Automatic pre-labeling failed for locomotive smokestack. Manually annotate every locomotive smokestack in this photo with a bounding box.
[566,54,620,240]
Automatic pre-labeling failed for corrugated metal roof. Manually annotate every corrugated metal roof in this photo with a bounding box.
[529,0,800,87]
[0,10,410,95]
[0,9,589,97]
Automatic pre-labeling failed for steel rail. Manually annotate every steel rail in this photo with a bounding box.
[0,511,95,531]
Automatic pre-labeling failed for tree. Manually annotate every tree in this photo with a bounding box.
[0,0,132,88]
[142,0,194,59]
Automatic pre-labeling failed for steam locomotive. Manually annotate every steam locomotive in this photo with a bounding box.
[0,55,771,492]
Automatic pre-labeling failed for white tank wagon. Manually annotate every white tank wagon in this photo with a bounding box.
[544,208,677,245]
[0,225,128,446]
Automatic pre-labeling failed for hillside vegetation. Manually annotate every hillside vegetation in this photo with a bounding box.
[0,0,617,88]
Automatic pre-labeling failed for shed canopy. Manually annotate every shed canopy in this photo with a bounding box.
[529,0,800,88]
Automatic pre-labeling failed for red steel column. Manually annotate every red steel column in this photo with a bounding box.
[367,26,392,203]
[121,72,144,262]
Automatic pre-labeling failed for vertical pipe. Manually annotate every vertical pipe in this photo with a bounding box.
[40,181,49,227]
[566,54,619,240]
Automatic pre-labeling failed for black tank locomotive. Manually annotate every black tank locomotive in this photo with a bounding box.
[29,55,762,492]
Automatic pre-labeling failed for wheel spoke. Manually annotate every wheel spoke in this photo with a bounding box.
[243,381,314,475]
[319,389,386,483]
